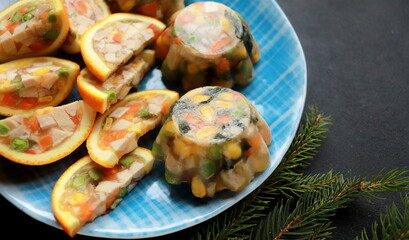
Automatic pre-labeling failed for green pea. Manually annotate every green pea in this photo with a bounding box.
[11,138,29,152]
[119,155,134,168]
[165,170,181,184]
[47,10,57,23]
[200,161,218,179]
[88,168,103,181]
[110,198,122,209]
[44,28,59,40]
[11,12,23,22]
[152,141,162,159]
[118,186,128,198]
[138,109,150,119]
[58,68,69,78]
[22,13,34,22]
[208,145,222,160]
[0,123,10,135]
[71,175,87,189]
[104,90,117,102]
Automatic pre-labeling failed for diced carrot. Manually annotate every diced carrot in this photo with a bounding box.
[23,116,40,132]
[185,113,204,128]
[217,114,231,125]
[5,22,19,34]
[75,1,88,14]
[20,7,27,14]
[178,13,194,24]
[136,1,160,18]
[78,203,94,221]
[1,92,16,106]
[112,32,124,43]
[161,100,171,115]
[29,40,47,51]
[121,103,142,120]
[39,134,53,151]
[103,167,120,180]
[19,97,38,110]
[102,130,127,146]
[39,11,48,21]
[248,133,262,148]
[70,114,80,125]
[209,36,234,53]
[216,58,230,74]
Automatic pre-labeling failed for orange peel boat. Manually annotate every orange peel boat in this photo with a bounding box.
[0,0,70,63]
[0,56,79,116]
[52,147,155,237]
[0,100,96,165]
[77,49,155,114]
[61,0,111,53]
[81,13,165,81]
[87,89,179,168]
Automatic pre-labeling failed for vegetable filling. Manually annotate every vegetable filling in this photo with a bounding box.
[0,101,83,154]
[0,1,62,56]
[0,60,71,110]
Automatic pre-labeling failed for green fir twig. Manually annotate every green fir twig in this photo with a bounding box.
[192,107,409,240]
[249,169,409,240]
[193,106,331,240]
[355,193,409,240]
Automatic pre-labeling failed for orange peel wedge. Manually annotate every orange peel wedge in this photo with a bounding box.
[0,56,79,116]
[52,147,155,237]
[77,49,155,114]
[0,0,70,63]
[0,100,96,165]
[80,13,165,81]
[61,0,111,54]
[87,89,179,168]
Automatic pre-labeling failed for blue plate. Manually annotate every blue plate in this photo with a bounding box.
[0,0,306,238]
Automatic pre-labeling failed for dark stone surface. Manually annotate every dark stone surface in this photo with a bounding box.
[2,0,408,239]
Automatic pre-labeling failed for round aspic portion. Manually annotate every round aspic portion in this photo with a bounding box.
[153,86,272,198]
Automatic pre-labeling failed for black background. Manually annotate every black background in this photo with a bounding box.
[1,0,409,239]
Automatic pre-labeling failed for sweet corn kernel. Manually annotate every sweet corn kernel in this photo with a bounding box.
[103,117,113,131]
[223,142,242,160]
[235,45,248,60]
[67,192,87,206]
[0,79,10,87]
[173,138,191,158]
[218,91,234,100]
[199,105,215,122]
[195,126,217,140]
[215,100,233,109]
[38,95,53,102]
[193,94,211,104]
[191,175,207,198]
[32,68,50,76]
[127,122,145,135]
[164,120,178,136]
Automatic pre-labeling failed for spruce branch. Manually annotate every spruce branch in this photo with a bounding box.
[250,169,409,240]
[355,193,409,240]
[192,106,331,240]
